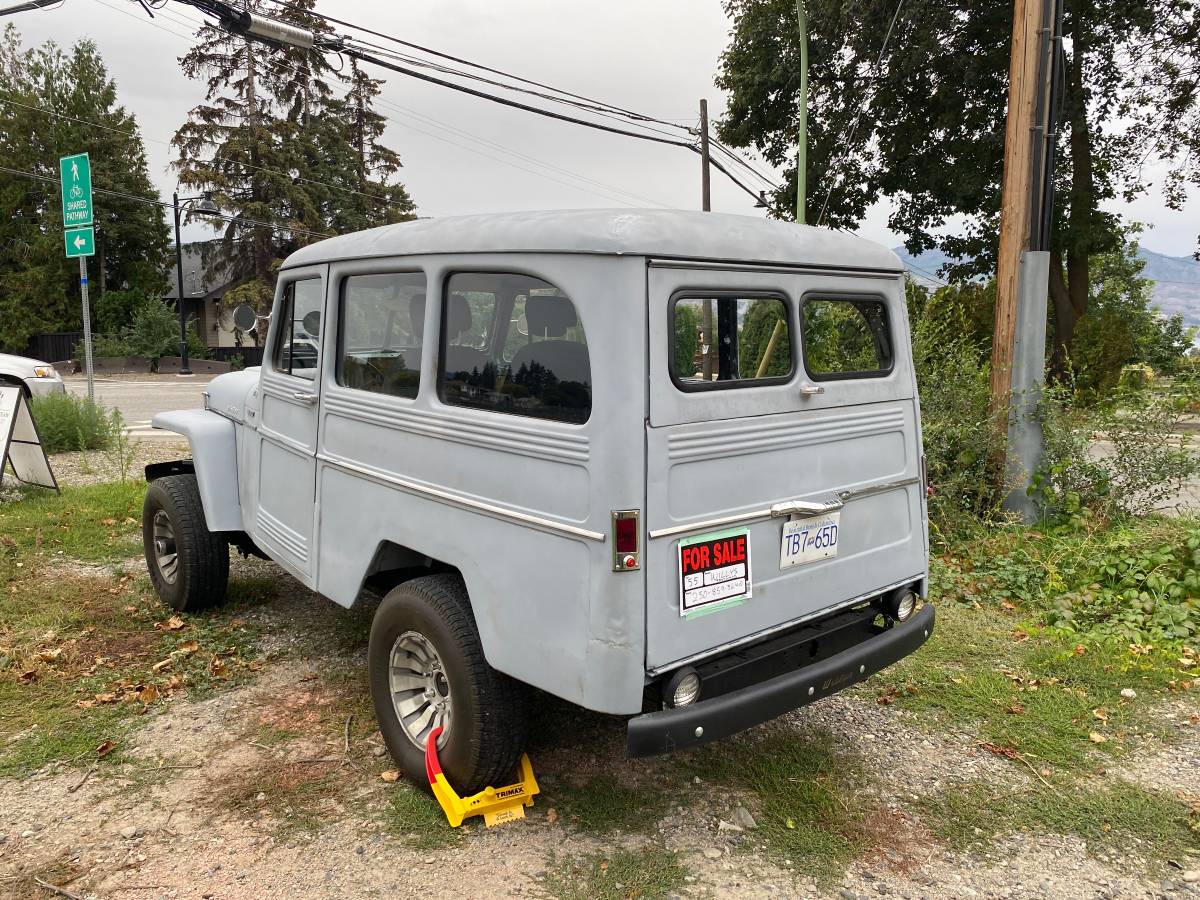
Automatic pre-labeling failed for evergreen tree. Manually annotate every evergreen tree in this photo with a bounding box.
[0,25,168,351]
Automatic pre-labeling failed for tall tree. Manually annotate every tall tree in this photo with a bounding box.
[172,0,414,297]
[0,26,168,351]
[715,0,1199,368]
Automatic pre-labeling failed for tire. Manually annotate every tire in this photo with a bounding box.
[142,474,229,612]
[369,574,528,795]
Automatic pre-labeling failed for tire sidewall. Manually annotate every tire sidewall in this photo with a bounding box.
[143,481,187,612]
[368,586,481,792]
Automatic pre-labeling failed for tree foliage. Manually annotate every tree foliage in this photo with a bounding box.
[171,0,416,297]
[0,26,168,352]
[716,0,1200,365]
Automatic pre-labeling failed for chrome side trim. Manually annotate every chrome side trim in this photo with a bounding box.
[648,476,918,541]
[317,453,606,543]
[646,574,925,676]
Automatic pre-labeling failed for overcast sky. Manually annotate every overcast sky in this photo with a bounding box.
[11,0,1199,256]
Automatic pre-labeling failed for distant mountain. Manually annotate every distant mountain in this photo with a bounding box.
[893,245,1200,328]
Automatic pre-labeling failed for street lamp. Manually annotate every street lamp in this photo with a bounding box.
[172,190,219,375]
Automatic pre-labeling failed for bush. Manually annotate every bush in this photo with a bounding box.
[94,288,150,334]
[1035,383,1200,519]
[92,333,132,357]
[29,393,121,453]
[124,299,178,363]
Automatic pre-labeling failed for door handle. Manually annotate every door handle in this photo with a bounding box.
[290,391,318,405]
[799,381,825,396]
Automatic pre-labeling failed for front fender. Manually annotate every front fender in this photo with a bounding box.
[150,409,242,532]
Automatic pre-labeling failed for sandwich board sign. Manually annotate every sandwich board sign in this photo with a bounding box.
[0,385,58,492]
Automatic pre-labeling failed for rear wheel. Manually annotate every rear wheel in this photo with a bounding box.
[142,474,229,612]
[368,574,528,794]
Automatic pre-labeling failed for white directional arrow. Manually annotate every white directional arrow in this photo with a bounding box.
[70,160,79,181]
[73,234,86,249]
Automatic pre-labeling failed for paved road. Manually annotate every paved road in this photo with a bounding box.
[64,374,215,440]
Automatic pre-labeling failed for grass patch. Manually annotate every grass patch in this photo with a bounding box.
[29,392,121,453]
[682,728,875,882]
[876,602,1189,772]
[382,783,463,850]
[217,757,345,837]
[0,483,264,775]
[545,773,672,834]
[922,779,1200,864]
[543,845,687,900]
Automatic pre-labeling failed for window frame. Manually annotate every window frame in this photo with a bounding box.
[667,289,797,394]
[334,269,427,400]
[799,291,896,383]
[271,276,324,380]
[436,270,593,425]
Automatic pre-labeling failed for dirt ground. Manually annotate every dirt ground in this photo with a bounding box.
[1,459,1199,898]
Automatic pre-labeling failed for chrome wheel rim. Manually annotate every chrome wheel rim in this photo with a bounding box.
[152,510,179,584]
[389,631,451,750]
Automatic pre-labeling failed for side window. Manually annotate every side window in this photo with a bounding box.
[438,272,591,424]
[802,297,893,379]
[671,294,793,388]
[272,279,323,380]
[338,272,427,399]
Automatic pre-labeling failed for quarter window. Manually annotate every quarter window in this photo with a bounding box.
[438,272,591,424]
[272,279,323,380]
[671,295,793,388]
[338,272,427,398]
[802,297,893,379]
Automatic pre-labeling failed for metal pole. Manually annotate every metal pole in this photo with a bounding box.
[796,0,808,223]
[699,99,714,381]
[173,192,192,376]
[79,255,93,402]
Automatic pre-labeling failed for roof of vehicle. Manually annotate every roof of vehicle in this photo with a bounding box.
[282,209,903,274]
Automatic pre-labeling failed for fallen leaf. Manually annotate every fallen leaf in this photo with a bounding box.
[94,692,119,704]
[122,516,137,525]
[380,770,400,782]
[75,699,96,709]
[101,518,117,526]
[786,818,796,829]
[546,808,558,824]
[138,683,160,705]
[18,669,37,684]
[1007,704,1025,715]
[155,616,186,632]
[599,861,609,871]
[1001,600,1016,610]
[209,656,226,678]
[1093,707,1109,722]
[166,674,184,691]
[1073,645,1087,656]
[1089,731,1108,744]
[95,740,116,757]
[151,658,173,673]
[176,640,199,656]
[37,647,62,663]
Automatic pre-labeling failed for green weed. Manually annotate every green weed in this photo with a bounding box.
[382,783,463,850]
[543,845,687,900]
[546,773,673,834]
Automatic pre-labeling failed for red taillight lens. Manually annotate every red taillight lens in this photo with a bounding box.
[615,516,638,554]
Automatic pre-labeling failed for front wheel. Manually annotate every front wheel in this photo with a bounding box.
[142,474,229,612]
[368,574,528,795]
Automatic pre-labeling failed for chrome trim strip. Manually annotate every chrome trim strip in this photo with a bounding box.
[647,257,905,279]
[646,574,925,676]
[647,477,919,540]
[317,453,606,543]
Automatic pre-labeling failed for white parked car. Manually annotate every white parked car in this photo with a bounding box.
[0,352,65,398]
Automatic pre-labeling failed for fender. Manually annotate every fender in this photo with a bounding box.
[149,409,242,533]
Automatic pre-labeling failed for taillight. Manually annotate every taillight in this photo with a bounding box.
[612,510,641,572]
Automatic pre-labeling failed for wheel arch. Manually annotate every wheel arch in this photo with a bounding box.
[146,409,242,532]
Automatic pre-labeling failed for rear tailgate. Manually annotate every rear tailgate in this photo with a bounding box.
[644,261,926,672]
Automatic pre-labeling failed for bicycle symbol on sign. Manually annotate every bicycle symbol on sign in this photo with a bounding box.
[69,185,83,199]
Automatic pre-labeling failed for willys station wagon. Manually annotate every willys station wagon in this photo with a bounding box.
[141,209,934,793]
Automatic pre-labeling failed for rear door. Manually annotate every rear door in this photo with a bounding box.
[645,261,925,672]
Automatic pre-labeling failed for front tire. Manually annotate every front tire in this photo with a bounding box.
[142,474,229,612]
[369,574,528,795]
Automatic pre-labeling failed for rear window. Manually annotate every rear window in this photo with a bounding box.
[438,272,591,424]
[670,294,793,389]
[802,297,893,379]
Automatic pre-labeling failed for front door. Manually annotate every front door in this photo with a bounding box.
[644,262,926,671]
[256,272,325,583]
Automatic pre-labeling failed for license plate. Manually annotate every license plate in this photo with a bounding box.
[779,513,840,569]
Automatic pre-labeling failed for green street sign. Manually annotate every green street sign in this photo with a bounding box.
[64,226,95,258]
[59,152,93,228]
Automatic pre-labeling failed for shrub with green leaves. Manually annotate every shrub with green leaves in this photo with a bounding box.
[29,393,121,453]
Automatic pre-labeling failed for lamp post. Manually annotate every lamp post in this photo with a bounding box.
[172,190,219,375]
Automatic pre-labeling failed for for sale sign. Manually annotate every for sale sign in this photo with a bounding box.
[677,527,752,616]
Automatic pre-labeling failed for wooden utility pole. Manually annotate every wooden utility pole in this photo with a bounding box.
[988,0,1046,424]
[700,98,714,381]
